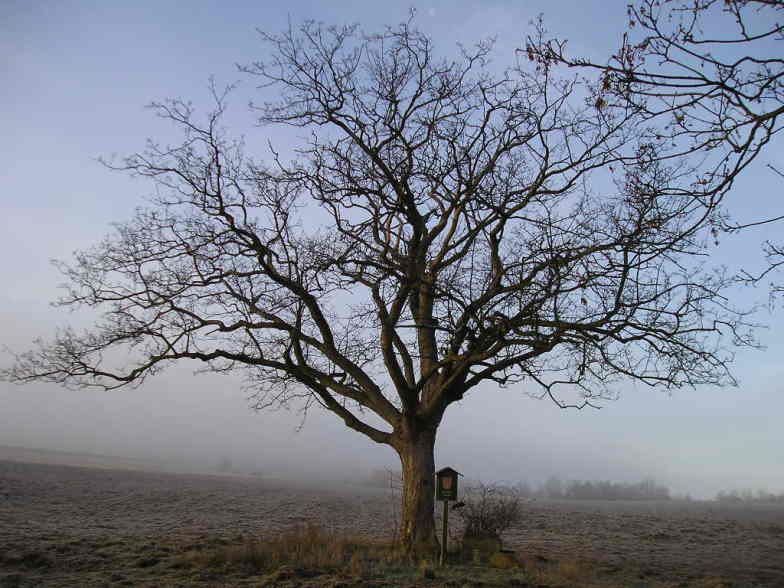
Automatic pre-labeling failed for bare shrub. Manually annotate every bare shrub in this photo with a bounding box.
[452,483,526,548]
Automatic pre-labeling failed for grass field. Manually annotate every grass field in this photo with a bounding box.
[1,447,782,587]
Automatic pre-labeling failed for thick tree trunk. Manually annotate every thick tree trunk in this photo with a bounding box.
[395,425,437,554]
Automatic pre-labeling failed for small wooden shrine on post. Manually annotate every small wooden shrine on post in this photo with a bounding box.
[435,467,461,565]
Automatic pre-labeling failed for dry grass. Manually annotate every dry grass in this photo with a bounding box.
[171,528,762,588]
[176,522,408,579]
[1,526,772,587]
[517,553,598,586]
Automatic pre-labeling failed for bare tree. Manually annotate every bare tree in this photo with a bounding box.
[527,0,784,301]
[2,19,758,550]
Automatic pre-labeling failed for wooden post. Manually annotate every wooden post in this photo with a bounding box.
[440,498,448,566]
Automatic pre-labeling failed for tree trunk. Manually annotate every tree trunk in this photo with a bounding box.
[395,425,437,554]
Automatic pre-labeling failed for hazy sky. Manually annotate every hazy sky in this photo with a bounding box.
[2,1,782,498]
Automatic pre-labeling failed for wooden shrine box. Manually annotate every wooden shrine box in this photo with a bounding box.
[435,467,460,501]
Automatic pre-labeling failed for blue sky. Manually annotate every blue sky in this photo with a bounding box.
[2,1,782,497]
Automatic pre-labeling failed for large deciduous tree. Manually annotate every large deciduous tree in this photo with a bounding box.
[3,20,758,550]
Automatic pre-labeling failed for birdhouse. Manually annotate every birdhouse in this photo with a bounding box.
[435,467,460,501]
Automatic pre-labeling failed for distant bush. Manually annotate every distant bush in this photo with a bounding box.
[541,476,563,499]
[563,478,670,501]
[716,489,784,504]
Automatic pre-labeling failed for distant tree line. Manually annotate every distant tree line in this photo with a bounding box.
[368,471,784,504]
[365,471,673,501]
[716,489,784,504]
[513,476,671,501]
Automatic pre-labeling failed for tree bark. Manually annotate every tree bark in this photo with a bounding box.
[394,425,438,554]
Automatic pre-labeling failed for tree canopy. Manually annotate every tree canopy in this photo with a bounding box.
[529,0,783,302]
